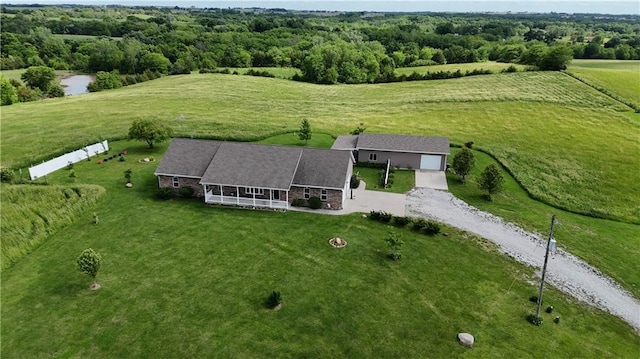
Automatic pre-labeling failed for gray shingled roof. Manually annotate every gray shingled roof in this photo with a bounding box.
[154,138,221,177]
[293,148,352,189]
[331,135,359,150]
[200,142,303,190]
[357,134,450,154]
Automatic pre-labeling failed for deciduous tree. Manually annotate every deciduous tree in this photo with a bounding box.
[21,66,55,92]
[452,148,475,183]
[478,164,504,201]
[128,119,173,148]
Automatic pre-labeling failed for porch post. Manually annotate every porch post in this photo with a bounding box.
[203,184,207,202]
[286,190,289,209]
[236,186,239,205]
[219,184,223,204]
[253,190,256,207]
[270,190,273,208]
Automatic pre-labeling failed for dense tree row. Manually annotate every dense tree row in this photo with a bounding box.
[1,4,638,86]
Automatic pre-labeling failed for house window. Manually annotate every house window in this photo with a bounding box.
[321,189,328,201]
[369,153,377,161]
[172,177,179,188]
[245,187,264,196]
[303,187,310,199]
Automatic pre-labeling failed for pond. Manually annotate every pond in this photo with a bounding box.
[60,74,95,96]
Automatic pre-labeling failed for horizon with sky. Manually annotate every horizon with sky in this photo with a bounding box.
[3,1,640,15]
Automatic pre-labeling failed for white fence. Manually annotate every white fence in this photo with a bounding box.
[28,140,109,180]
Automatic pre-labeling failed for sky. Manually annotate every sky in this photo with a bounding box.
[3,1,639,15]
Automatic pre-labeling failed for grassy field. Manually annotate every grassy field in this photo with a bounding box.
[210,67,302,79]
[256,132,336,147]
[568,59,640,107]
[2,71,637,223]
[1,141,638,358]
[395,61,527,76]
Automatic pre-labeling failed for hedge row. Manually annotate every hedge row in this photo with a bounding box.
[368,210,441,235]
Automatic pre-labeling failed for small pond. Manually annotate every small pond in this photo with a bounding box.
[60,74,95,96]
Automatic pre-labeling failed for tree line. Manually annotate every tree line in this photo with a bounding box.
[1,4,638,89]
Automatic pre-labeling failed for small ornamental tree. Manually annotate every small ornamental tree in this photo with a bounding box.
[77,248,102,287]
[124,169,132,184]
[385,231,403,261]
[267,291,282,309]
[128,119,173,148]
[298,118,311,144]
[478,164,505,201]
[452,147,475,183]
[351,122,366,135]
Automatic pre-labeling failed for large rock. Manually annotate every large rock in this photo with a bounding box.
[457,332,474,347]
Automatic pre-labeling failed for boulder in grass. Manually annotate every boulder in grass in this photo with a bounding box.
[457,333,474,347]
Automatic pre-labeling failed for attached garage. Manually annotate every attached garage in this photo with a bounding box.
[332,133,450,172]
[420,155,442,170]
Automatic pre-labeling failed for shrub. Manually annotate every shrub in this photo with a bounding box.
[1,167,15,183]
[291,198,305,207]
[267,291,282,308]
[179,186,194,198]
[422,220,441,235]
[527,314,543,326]
[529,295,539,303]
[385,232,403,261]
[124,169,132,183]
[350,174,360,189]
[464,141,474,149]
[546,305,554,313]
[369,210,393,223]
[308,196,322,209]
[157,187,173,200]
[554,316,560,324]
[502,64,518,73]
[412,218,428,231]
[393,216,412,227]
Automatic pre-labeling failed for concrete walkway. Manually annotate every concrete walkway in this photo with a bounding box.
[415,170,448,190]
[289,181,406,216]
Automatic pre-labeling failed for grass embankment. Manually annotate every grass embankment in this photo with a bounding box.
[0,184,105,271]
[567,59,640,108]
[2,71,637,223]
[0,69,72,82]
[446,147,640,299]
[1,141,638,358]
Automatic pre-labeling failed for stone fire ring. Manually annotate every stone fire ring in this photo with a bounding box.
[329,237,347,248]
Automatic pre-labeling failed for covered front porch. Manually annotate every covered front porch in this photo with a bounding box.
[203,184,289,209]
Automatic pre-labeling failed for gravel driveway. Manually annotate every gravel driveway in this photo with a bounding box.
[406,188,640,331]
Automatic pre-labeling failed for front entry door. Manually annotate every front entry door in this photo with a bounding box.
[273,190,280,200]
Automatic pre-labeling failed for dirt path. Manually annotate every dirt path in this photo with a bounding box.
[406,188,640,331]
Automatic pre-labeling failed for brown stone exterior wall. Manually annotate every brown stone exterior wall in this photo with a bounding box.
[290,186,343,210]
[158,176,203,197]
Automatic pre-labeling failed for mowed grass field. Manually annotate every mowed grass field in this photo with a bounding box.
[1,142,638,358]
[568,59,640,107]
[395,61,527,75]
[2,71,638,223]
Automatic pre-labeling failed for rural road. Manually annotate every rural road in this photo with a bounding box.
[406,188,640,331]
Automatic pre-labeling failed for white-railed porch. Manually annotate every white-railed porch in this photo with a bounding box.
[203,185,288,209]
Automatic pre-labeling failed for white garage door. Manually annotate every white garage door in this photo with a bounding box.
[420,155,441,170]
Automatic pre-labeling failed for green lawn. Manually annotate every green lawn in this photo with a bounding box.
[2,71,637,223]
[1,141,638,358]
[200,67,301,79]
[257,132,336,148]
[354,166,415,193]
[568,59,640,107]
[396,61,527,76]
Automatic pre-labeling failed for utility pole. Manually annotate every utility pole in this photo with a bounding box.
[535,214,556,322]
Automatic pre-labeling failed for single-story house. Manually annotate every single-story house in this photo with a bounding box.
[154,138,353,210]
[331,133,450,171]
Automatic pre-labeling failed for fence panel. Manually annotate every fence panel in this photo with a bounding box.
[28,141,109,180]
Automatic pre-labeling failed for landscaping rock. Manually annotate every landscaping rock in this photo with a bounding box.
[125,183,133,188]
[457,333,474,347]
